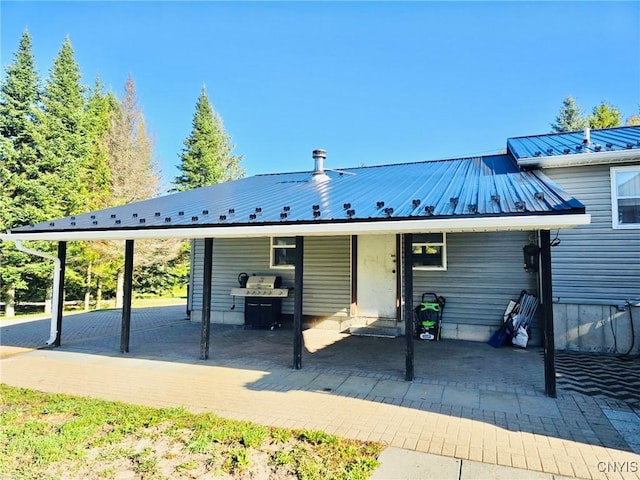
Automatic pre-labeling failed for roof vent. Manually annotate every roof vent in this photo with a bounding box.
[312,149,330,182]
[583,127,591,146]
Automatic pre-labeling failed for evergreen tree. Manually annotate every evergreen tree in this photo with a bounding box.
[588,101,622,129]
[174,86,244,191]
[550,96,587,133]
[0,29,48,316]
[36,36,90,217]
[83,78,115,210]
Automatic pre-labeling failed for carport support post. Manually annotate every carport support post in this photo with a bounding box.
[540,230,556,398]
[293,236,304,369]
[200,238,214,360]
[120,240,134,353]
[403,233,415,381]
[54,241,67,347]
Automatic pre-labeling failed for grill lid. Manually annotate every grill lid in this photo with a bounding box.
[245,275,281,289]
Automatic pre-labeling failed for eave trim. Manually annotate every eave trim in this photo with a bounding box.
[516,149,640,168]
[1,214,591,242]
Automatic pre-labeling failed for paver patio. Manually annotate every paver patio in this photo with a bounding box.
[1,306,639,479]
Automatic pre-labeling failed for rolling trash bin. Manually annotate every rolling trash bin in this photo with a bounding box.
[415,293,446,341]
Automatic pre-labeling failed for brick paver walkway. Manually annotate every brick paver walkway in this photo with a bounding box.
[1,306,639,479]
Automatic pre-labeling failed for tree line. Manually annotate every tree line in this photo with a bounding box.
[0,30,243,316]
[550,96,639,133]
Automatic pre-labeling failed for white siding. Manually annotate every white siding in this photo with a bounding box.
[544,164,640,305]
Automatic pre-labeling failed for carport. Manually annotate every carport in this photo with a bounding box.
[1,152,590,397]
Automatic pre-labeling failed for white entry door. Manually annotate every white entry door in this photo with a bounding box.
[356,234,397,321]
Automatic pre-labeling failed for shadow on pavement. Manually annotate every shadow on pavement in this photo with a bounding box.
[1,305,636,454]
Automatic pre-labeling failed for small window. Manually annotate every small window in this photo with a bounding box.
[412,233,447,270]
[611,166,640,229]
[271,236,296,268]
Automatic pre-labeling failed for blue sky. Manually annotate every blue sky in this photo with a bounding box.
[2,1,639,190]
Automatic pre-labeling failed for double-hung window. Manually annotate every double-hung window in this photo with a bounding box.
[411,233,447,270]
[611,166,640,229]
[270,237,296,268]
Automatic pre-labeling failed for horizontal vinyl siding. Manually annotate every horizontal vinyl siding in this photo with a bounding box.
[190,239,204,313]
[413,232,537,328]
[544,164,640,304]
[190,236,351,317]
[302,236,351,317]
[211,238,279,314]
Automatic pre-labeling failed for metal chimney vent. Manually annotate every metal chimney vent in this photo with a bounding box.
[312,149,330,182]
[583,127,591,146]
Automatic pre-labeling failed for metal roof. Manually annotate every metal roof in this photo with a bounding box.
[5,154,586,241]
[508,126,640,166]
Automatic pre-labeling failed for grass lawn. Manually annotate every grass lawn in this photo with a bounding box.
[0,385,383,480]
[1,297,187,321]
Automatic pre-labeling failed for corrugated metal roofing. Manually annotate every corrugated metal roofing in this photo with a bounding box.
[507,125,640,160]
[10,154,584,236]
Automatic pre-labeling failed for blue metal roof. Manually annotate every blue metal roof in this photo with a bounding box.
[11,154,584,235]
[507,125,640,161]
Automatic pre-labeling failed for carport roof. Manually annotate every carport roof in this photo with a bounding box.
[3,153,588,241]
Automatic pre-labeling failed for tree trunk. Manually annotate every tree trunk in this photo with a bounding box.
[5,287,16,317]
[96,278,103,310]
[115,269,124,309]
[84,262,93,311]
[44,286,52,314]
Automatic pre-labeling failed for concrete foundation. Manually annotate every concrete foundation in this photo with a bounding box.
[554,303,640,354]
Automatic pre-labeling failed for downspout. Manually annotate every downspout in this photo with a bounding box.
[14,240,60,344]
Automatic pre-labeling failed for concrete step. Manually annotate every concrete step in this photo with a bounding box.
[349,325,402,338]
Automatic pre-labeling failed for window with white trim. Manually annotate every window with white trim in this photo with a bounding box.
[412,233,447,270]
[270,236,296,268]
[611,166,640,229]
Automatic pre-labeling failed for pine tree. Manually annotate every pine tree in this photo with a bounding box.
[588,102,622,129]
[0,29,47,316]
[83,77,114,210]
[550,96,587,133]
[174,86,244,191]
[36,36,90,218]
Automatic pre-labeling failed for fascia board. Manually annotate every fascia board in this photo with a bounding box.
[1,214,591,242]
[517,149,640,168]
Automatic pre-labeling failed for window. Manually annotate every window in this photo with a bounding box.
[271,236,296,268]
[412,233,447,270]
[611,166,640,229]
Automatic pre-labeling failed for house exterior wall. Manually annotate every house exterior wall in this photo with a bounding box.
[543,163,640,354]
[412,231,538,343]
[189,236,351,326]
[190,232,538,344]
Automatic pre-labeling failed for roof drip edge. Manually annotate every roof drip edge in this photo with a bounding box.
[1,214,591,242]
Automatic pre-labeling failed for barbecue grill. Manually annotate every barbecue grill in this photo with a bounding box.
[230,275,288,329]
